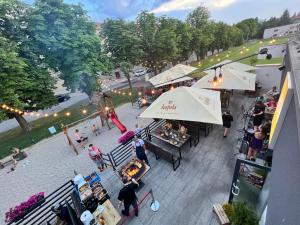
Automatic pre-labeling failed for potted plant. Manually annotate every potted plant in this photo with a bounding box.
[229,202,259,225]
[5,192,45,223]
[118,131,135,144]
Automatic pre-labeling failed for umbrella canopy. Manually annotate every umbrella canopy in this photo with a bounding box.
[193,68,256,91]
[149,64,197,87]
[139,87,222,125]
[208,60,256,71]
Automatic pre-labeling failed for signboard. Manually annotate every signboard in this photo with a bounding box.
[48,126,57,134]
[269,72,293,149]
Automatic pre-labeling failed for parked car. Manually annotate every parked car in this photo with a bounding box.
[55,93,71,103]
[134,69,147,77]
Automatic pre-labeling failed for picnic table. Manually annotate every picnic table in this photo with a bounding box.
[150,127,192,159]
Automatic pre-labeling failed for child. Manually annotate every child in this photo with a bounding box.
[92,124,100,136]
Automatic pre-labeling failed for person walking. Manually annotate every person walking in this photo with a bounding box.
[131,136,149,165]
[222,110,233,137]
[118,177,139,217]
[88,144,107,172]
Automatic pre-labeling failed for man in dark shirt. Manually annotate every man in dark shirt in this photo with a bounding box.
[51,203,72,225]
[118,177,139,217]
[222,110,233,138]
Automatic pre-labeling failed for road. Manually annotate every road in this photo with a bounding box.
[0,75,151,133]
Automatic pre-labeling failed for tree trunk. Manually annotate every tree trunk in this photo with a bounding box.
[15,114,31,132]
[126,74,133,106]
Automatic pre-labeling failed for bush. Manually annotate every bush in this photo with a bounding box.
[223,203,234,219]
[230,202,259,225]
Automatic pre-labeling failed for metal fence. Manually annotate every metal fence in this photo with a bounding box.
[109,119,165,169]
[8,180,74,225]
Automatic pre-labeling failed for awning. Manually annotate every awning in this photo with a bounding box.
[139,86,222,125]
[149,64,197,87]
[193,68,256,91]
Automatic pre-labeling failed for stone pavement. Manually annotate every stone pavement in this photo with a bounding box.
[0,91,252,225]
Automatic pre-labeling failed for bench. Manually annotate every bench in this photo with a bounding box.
[213,204,230,225]
[0,152,27,169]
[144,140,180,171]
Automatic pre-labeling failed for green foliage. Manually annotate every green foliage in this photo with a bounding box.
[236,18,258,41]
[28,0,108,97]
[186,6,210,29]
[222,203,234,219]
[250,56,258,66]
[230,202,259,225]
[101,19,143,66]
[0,0,56,126]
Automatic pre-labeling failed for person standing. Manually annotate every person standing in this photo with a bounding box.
[74,129,88,148]
[222,110,233,138]
[134,124,142,138]
[88,144,107,172]
[247,126,266,161]
[118,177,139,217]
[131,136,149,165]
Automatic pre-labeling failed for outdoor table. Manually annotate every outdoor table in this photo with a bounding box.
[265,108,275,121]
[93,200,121,225]
[150,127,192,159]
[71,192,121,225]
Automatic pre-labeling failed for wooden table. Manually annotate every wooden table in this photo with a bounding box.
[93,200,121,225]
[150,128,192,159]
[71,191,121,225]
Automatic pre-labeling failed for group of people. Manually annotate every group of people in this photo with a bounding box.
[246,86,278,161]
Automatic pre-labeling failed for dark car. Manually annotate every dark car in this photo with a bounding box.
[55,94,71,103]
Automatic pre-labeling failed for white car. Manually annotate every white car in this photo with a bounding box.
[134,69,147,77]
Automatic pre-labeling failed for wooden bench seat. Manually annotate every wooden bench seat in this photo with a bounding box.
[144,140,180,171]
[213,204,230,225]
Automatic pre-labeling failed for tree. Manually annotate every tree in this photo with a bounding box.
[120,62,134,104]
[174,21,193,61]
[136,11,178,74]
[186,6,210,29]
[279,9,292,26]
[0,0,56,131]
[28,0,108,99]
[187,6,211,60]
[236,18,258,41]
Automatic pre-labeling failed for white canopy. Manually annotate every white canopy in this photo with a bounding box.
[208,60,256,72]
[139,87,222,125]
[193,68,256,91]
[149,64,197,87]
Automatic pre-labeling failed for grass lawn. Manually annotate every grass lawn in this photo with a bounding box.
[191,37,288,78]
[0,88,137,159]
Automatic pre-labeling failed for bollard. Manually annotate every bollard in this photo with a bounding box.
[149,189,160,212]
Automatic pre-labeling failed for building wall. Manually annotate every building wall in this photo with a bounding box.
[255,64,282,90]
[266,96,300,225]
[263,23,300,39]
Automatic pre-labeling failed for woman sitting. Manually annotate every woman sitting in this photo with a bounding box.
[264,97,277,109]
[178,124,187,136]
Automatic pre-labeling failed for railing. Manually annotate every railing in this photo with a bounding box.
[109,119,165,169]
[8,180,74,225]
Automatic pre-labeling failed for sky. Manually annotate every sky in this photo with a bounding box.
[23,0,300,24]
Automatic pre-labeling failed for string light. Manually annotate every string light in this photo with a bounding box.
[240,51,244,54]
[259,41,263,44]
[138,92,142,96]
[44,113,49,117]
[36,113,40,117]
[128,92,132,96]
[213,69,218,87]
[105,106,109,111]
[226,54,229,58]
[65,112,71,116]
[82,109,87,114]
[170,86,175,90]
[53,113,58,117]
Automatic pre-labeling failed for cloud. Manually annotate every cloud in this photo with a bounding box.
[151,0,237,14]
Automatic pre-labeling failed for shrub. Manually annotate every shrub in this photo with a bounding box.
[230,202,259,225]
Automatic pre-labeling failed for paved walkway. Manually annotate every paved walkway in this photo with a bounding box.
[0,92,252,225]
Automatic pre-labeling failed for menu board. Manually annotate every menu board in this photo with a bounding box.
[269,73,293,149]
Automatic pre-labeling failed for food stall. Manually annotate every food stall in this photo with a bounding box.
[71,172,121,225]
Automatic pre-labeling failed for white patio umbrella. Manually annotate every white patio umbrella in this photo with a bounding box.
[208,60,256,72]
[149,64,197,88]
[193,68,256,91]
[139,87,222,125]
